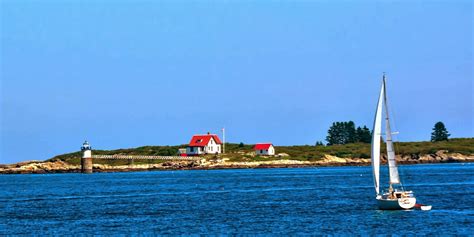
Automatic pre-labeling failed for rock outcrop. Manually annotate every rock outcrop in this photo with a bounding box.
[0,160,80,174]
[1,151,473,174]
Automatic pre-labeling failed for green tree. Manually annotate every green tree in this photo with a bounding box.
[355,126,372,143]
[326,121,356,145]
[362,126,372,143]
[326,122,342,145]
[326,121,372,145]
[345,121,356,143]
[315,141,324,146]
[238,142,244,148]
[431,122,450,142]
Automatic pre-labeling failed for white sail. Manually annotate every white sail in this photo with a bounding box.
[382,78,401,184]
[371,81,384,195]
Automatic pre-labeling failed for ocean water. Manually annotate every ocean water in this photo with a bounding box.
[1,163,473,235]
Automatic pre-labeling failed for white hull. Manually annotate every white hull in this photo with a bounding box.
[421,205,432,211]
[377,196,416,210]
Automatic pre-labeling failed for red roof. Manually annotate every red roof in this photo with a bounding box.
[189,134,222,147]
[254,143,273,150]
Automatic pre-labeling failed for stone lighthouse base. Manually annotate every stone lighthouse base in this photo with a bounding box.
[81,157,93,174]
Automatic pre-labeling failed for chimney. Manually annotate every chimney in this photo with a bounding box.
[207,132,210,135]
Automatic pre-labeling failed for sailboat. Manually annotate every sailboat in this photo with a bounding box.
[371,73,417,210]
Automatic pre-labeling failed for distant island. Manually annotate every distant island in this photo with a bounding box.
[1,138,473,174]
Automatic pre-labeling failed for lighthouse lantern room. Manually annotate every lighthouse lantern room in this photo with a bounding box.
[81,141,92,158]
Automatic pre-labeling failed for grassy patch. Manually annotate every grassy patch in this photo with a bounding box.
[49,138,473,165]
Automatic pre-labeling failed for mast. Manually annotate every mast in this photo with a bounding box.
[371,77,384,196]
[382,74,401,186]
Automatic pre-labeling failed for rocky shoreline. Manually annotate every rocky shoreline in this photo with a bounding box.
[1,151,473,174]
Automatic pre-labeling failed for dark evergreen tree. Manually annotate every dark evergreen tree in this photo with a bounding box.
[326,121,357,145]
[431,122,450,142]
[355,126,363,142]
[326,122,342,145]
[358,126,372,143]
[327,121,372,145]
[315,141,324,146]
[346,121,356,143]
[326,122,335,145]
[363,126,372,143]
[238,142,244,147]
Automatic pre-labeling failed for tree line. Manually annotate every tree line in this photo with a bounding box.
[318,121,450,146]
[324,121,371,146]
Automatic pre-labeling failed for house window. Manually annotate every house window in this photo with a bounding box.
[210,146,213,151]
[190,147,194,152]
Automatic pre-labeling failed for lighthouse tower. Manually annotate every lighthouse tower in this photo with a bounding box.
[81,141,93,173]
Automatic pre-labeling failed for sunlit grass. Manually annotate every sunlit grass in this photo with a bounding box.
[50,138,473,165]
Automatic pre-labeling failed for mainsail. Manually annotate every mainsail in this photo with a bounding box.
[371,81,384,195]
[382,77,401,184]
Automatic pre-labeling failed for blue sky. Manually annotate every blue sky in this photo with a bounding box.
[1,0,472,164]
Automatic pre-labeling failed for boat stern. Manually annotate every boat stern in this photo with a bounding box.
[376,191,417,210]
[398,197,416,209]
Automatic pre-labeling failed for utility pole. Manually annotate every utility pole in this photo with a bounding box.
[222,127,225,154]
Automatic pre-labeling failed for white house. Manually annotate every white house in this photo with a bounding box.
[254,143,275,156]
[177,148,187,156]
[186,133,222,156]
